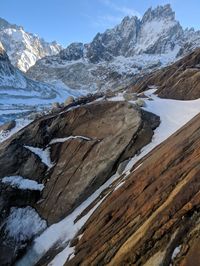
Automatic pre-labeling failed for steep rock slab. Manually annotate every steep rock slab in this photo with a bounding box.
[0,101,159,265]
[132,48,200,100]
[36,102,159,224]
[65,112,200,266]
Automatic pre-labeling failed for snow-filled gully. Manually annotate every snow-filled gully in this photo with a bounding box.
[24,135,94,169]
[17,90,200,266]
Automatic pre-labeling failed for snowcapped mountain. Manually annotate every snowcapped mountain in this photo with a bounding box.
[84,4,183,61]
[27,4,200,91]
[0,42,81,124]
[0,17,62,72]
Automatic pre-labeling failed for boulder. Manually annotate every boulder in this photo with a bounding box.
[135,98,146,107]
[0,120,16,132]
[105,89,116,98]
[64,96,75,106]
[123,92,138,101]
[52,102,60,109]
[117,159,130,175]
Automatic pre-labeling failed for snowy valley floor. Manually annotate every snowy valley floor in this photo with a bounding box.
[6,89,200,266]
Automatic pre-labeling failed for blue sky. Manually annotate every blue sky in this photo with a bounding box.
[1,0,199,47]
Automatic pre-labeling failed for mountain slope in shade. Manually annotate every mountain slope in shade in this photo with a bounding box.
[0,17,62,72]
[27,4,200,91]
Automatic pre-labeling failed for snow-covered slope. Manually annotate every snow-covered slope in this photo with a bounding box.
[27,4,200,91]
[0,42,82,124]
[0,17,62,72]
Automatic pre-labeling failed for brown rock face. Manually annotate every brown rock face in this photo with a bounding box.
[0,100,159,264]
[132,48,200,100]
[38,103,159,224]
[65,113,200,266]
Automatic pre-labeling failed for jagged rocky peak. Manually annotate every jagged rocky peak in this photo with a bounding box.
[0,17,20,30]
[86,3,182,61]
[135,4,183,55]
[59,42,84,60]
[63,4,182,63]
[85,15,141,62]
[142,4,175,23]
[115,15,139,41]
[27,4,200,92]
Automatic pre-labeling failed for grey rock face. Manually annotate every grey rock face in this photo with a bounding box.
[59,42,84,60]
[0,17,20,30]
[141,4,175,23]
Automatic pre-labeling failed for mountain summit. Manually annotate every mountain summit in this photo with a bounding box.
[27,4,200,91]
[85,4,182,61]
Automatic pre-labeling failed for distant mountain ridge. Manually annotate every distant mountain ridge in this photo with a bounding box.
[0,17,62,72]
[37,4,200,62]
[0,41,80,124]
[27,4,200,91]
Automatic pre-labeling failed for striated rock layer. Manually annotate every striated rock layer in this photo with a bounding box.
[132,48,200,100]
[65,112,200,266]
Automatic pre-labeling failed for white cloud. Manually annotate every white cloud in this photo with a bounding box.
[92,0,141,29]
[100,0,141,18]
[93,15,122,27]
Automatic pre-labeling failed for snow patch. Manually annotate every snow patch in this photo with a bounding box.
[171,246,181,260]
[17,196,106,266]
[50,136,92,145]
[114,181,125,191]
[5,207,47,243]
[124,89,200,174]
[24,146,53,168]
[1,175,44,191]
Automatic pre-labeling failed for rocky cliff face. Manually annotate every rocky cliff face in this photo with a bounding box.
[84,4,183,61]
[27,4,200,91]
[0,100,159,265]
[0,17,62,72]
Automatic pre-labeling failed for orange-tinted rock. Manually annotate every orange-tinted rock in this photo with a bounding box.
[64,113,200,266]
[132,48,200,100]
